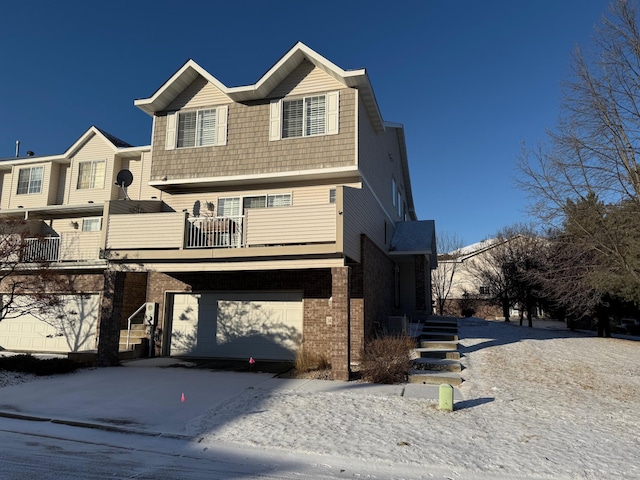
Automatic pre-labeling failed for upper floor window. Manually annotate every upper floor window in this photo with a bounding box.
[283,95,325,138]
[16,166,44,195]
[479,286,491,296]
[178,109,216,147]
[77,160,106,190]
[165,106,228,150]
[270,91,339,141]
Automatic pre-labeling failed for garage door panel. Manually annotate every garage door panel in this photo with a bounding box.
[170,292,302,360]
[0,294,99,353]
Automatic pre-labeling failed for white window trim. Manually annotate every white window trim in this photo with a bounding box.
[16,166,44,195]
[165,105,228,150]
[82,217,102,232]
[217,193,293,216]
[269,91,339,141]
[76,160,106,190]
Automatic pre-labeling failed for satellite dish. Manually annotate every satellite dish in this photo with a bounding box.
[115,169,134,200]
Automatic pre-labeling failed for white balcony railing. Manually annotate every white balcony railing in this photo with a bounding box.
[23,237,60,262]
[186,216,244,248]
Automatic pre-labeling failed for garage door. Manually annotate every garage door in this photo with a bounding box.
[0,294,99,353]
[169,291,303,360]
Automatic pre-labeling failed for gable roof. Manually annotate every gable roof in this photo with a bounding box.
[64,126,133,158]
[0,126,145,168]
[134,42,385,132]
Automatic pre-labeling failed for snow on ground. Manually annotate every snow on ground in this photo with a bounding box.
[188,318,640,480]
[2,319,640,479]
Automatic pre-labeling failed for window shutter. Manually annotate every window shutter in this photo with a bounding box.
[165,112,177,150]
[216,105,228,146]
[326,91,339,135]
[269,99,282,141]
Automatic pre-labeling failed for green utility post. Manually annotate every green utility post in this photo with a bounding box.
[439,384,454,411]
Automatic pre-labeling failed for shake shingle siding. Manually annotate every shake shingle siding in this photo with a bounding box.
[150,88,356,181]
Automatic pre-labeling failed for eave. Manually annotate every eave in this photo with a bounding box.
[134,42,385,133]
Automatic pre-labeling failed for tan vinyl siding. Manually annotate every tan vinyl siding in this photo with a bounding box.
[47,163,60,205]
[0,171,9,209]
[55,164,70,205]
[138,151,158,200]
[357,97,407,223]
[166,76,231,111]
[159,185,334,216]
[151,88,356,181]
[9,162,51,209]
[59,232,102,261]
[245,204,336,246]
[106,212,186,249]
[342,183,390,262]
[106,200,163,215]
[67,134,119,204]
[268,61,345,98]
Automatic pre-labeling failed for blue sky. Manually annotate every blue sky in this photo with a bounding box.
[0,0,614,245]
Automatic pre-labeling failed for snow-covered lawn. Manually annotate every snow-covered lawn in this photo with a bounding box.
[2,318,639,479]
[189,318,640,479]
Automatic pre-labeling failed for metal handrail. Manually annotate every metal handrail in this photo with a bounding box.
[126,303,148,350]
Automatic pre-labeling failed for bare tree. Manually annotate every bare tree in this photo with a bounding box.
[0,218,66,322]
[519,0,640,303]
[432,231,464,315]
[468,225,546,326]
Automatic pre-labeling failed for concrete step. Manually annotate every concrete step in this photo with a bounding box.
[420,340,458,350]
[420,325,458,333]
[414,348,460,360]
[419,333,459,341]
[423,319,458,328]
[408,371,463,386]
[412,358,461,372]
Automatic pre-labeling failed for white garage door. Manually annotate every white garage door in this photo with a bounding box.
[0,294,99,353]
[169,291,303,360]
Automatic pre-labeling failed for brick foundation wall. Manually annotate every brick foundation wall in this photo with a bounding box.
[119,273,149,329]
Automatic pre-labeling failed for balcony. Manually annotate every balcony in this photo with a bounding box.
[104,204,337,256]
[23,233,103,263]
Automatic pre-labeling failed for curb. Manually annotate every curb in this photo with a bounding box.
[0,411,191,440]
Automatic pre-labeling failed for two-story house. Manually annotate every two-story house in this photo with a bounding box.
[0,43,435,380]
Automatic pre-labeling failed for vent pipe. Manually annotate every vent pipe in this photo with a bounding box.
[15,140,20,157]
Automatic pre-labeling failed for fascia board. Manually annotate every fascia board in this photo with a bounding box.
[64,126,119,158]
[134,60,231,115]
[149,165,360,189]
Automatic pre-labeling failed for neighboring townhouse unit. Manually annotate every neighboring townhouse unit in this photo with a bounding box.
[0,127,152,354]
[0,43,436,380]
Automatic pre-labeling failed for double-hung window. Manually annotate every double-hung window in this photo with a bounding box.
[165,106,228,150]
[270,91,339,141]
[282,95,326,138]
[177,109,216,147]
[77,160,106,189]
[16,166,44,195]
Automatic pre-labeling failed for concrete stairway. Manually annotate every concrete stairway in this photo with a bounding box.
[119,324,148,356]
[408,317,462,386]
